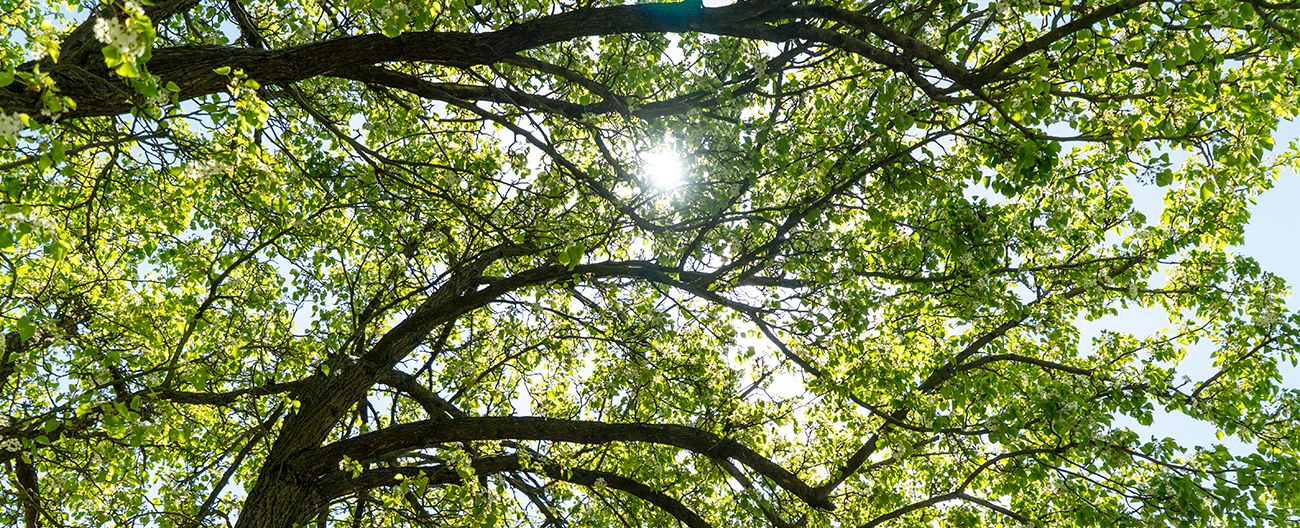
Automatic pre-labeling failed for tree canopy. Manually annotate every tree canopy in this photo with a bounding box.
[1,0,1299,526]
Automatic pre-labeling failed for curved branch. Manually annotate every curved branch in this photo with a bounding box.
[502,54,631,115]
[315,455,713,528]
[314,456,523,500]
[150,379,309,405]
[377,369,461,419]
[328,65,736,122]
[538,463,712,528]
[6,2,759,118]
[955,492,1030,523]
[3,0,1019,119]
[974,0,1156,80]
[954,354,1093,377]
[294,416,834,511]
[860,490,960,528]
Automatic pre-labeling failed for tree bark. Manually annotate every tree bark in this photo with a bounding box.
[3,1,909,122]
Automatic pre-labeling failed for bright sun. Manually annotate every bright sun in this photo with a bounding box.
[641,149,683,189]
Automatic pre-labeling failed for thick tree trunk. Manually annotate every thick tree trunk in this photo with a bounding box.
[236,474,317,528]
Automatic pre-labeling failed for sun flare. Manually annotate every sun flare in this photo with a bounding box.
[641,149,684,189]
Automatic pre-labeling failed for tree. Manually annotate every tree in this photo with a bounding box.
[1,0,1299,526]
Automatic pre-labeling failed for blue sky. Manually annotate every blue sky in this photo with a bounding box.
[1075,119,1300,456]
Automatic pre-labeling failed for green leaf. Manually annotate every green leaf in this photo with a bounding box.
[214,66,231,75]
[564,243,585,270]
[16,316,36,342]
[51,139,66,163]
[1148,60,1163,77]
[101,44,122,64]
[1156,169,1173,187]
[115,61,140,78]
[46,239,71,262]
[894,113,914,130]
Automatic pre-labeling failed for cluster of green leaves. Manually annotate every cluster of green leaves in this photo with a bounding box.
[1,0,1300,527]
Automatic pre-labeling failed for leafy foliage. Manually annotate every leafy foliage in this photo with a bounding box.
[1,0,1299,527]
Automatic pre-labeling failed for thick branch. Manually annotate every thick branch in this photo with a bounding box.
[860,490,960,528]
[2,0,1034,119]
[5,2,754,118]
[150,379,309,405]
[295,416,834,511]
[954,353,1093,377]
[15,458,41,528]
[327,66,725,121]
[376,369,462,418]
[315,456,713,528]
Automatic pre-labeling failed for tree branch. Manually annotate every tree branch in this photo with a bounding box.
[315,455,713,528]
[295,416,834,511]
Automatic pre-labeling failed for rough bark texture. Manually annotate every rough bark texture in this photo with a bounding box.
[294,416,833,510]
[3,2,786,120]
[314,456,715,528]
